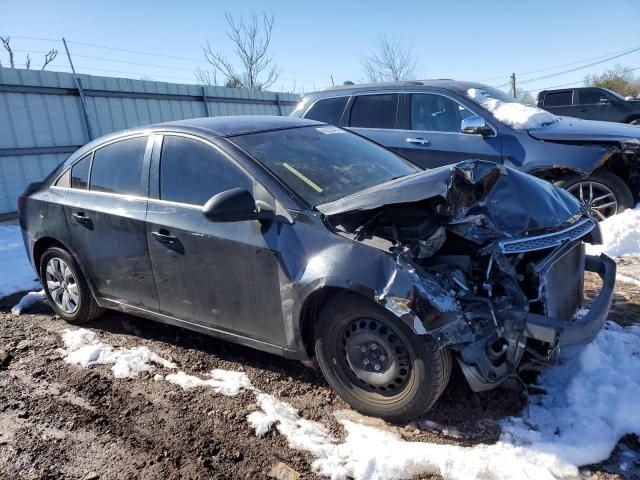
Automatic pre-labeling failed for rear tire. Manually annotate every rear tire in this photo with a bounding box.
[556,170,634,220]
[314,294,451,422]
[40,247,104,324]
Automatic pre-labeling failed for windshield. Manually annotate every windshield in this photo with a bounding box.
[466,86,559,130]
[230,125,420,206]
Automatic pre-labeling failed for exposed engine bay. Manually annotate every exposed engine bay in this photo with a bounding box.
[319,160,616,392]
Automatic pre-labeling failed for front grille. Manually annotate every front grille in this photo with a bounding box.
[497,218,595,254]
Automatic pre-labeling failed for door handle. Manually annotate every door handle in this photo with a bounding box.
[406,137,431,146]
[151,229,177,245]
[71,212,91,225]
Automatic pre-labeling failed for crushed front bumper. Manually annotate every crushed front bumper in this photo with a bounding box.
[524,253,616,348]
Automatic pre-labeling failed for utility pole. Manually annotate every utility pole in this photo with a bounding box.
[62,38,94,141]
[510,72,517,98]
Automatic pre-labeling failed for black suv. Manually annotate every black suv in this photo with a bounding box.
[291,80,640,220]
[537,87,640,125]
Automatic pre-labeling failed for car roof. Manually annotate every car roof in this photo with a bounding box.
[150,115,322,137]
[300,79,494,99]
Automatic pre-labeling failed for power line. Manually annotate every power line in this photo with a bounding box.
[518,67,640,94]
[481,45,640,82]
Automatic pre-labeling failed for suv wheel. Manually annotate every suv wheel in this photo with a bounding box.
[314,294,451,422]
[557,170,634,220]
[629,119,640,125]
[40,247,104,324]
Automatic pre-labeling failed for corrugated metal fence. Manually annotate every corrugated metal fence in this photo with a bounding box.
[0,68,300,216]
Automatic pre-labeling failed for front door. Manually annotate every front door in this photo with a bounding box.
[393,93,502,169]
[145,134,286,346]
[63,135,158,309]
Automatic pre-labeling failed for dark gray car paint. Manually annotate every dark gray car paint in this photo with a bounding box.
[19,116,616,394]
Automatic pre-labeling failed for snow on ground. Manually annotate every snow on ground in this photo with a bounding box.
[467,88,558,130]
[11,289,46,315]
[62,328,177,378]
[58,324,640,480]
[0,224,40,298]
[165,369,252,396]
[586,205,640,258]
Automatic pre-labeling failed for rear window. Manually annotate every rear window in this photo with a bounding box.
[349,94,399,129]
[304,97,349,125]
[71,154,91,189]
[543,91,573,107]
[90,137,148,196]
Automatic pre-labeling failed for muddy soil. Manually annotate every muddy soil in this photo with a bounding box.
[0,275,638,479]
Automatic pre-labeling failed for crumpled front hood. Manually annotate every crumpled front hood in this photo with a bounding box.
[317,160,582,242]
[528,116,640,143]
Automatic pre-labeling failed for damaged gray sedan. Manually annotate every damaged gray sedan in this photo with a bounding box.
[19,116,616,422]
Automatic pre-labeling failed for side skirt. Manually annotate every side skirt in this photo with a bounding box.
[97,297,302,360]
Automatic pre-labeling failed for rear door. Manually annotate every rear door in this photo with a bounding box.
[63,135,158,309]
[395,92,502,168]
[145,134,286,346]
[540,90,575,117]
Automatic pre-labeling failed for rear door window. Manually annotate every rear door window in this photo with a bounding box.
[90,137,148,196]
[543,91,573,107]
[349,94,399,129]
[159,136,252,206]
[71,154,91,190]
[305,97,349,125]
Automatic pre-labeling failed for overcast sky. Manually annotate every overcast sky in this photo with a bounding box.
[1,0,639,95]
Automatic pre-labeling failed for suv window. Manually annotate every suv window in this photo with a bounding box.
[411,94,472,132]
[71,154,91,189]
[579,89,607,105]
[160,136,252,206]
[349,94,399,129]
[544,91,573,107]
[90,137,148,196]
[305,97,349,125]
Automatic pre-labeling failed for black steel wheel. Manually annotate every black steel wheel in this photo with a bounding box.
[314,294,451,422]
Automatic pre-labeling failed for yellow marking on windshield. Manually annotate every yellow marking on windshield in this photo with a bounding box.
[282,162,324,193]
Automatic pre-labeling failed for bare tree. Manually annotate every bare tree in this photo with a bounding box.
[1,36,15,67]
[194,67,217,86]
[41,49,57,70]
[0,35,58,70]
[200,13,280,90]
[361,35,419,83]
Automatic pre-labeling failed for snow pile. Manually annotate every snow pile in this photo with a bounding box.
[0,225,41,298]
[62,328,177,378]
[467,88,557,130]
[11,289,46,315]
[165,369,252,396]
[501,322,640,467]
[586,206,640,258]
[248,393,336,457]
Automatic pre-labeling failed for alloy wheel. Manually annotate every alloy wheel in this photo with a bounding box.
[45,257,79,314]
[567,181,618,221]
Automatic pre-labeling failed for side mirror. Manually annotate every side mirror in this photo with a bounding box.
[202,188,274,223]
[599,96,610,105]
[461,116,492,136]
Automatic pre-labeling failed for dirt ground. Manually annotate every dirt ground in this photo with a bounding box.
[0,272,638,480]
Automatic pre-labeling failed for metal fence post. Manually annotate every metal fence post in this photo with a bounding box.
[62,38,94,141]
[202,86,210,117]
[276,93,283,116]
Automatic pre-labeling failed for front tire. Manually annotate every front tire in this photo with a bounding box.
[314,294,451,422]
[556,170,634,220]
[40,247,103,324]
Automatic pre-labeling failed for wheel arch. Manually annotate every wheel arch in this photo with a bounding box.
[32,236,99,300]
